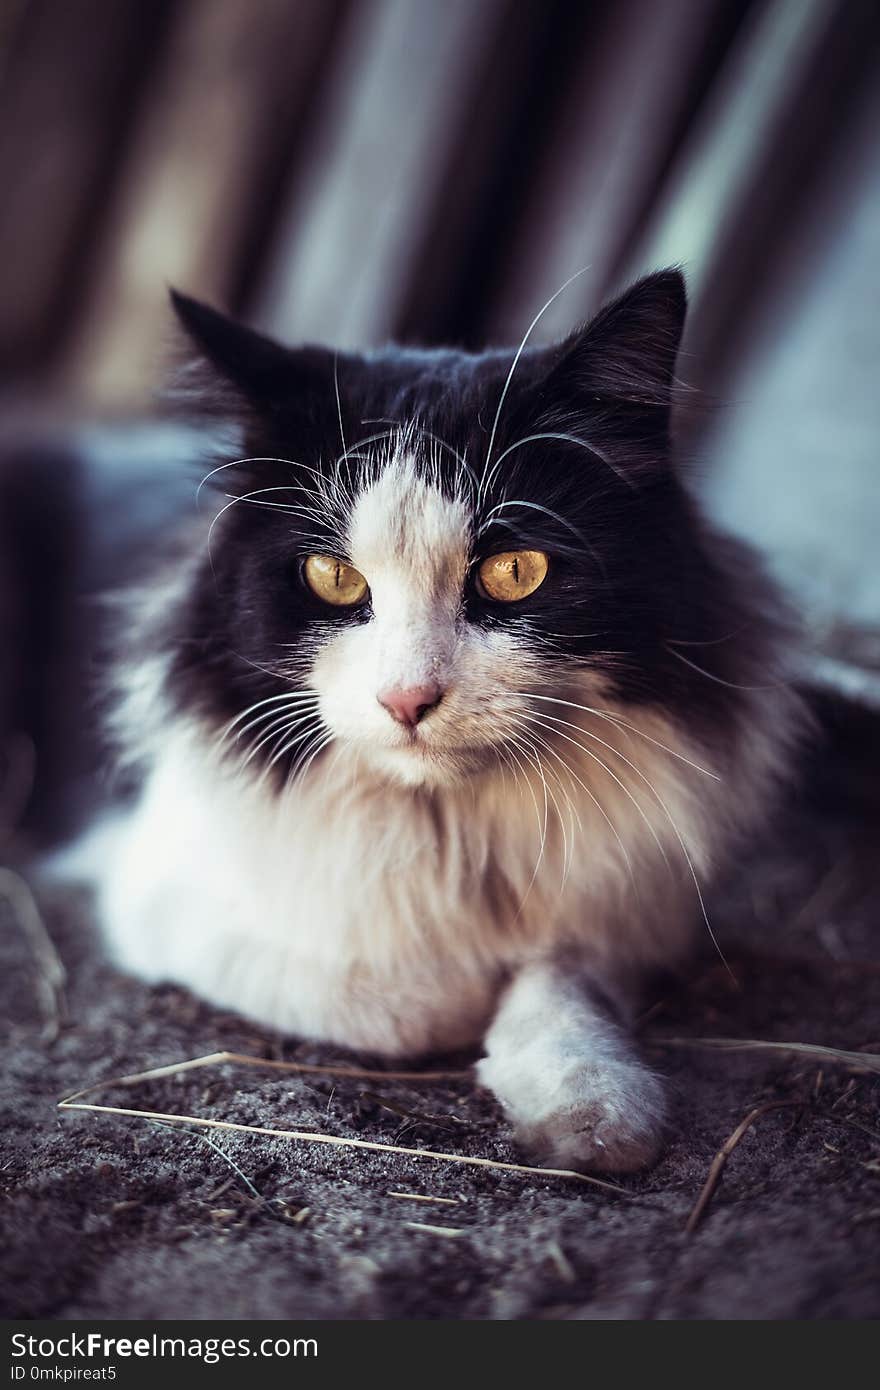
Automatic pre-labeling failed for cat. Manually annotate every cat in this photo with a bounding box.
[88,269,804,1172]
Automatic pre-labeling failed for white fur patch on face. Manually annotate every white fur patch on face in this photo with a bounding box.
[308,454,544,785]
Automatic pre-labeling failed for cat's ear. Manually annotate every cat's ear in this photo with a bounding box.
[171,290,301,405]
[168,290,338,425]
[537,269,687,451]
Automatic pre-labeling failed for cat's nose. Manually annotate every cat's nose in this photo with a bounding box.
[378,683,443,728]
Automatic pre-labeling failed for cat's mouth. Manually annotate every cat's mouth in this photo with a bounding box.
[355,723,507,787]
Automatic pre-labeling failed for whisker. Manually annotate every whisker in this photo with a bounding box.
[220,699,317,755]
[510,731,551,892]
[476,497,605,576]
[415,427,478,498]
[482,267,591,492]
[523,708,730,975]
[333,354,347,461]
[519,731,579,886]
[239,709,321,772]
[196,455,301,505]
[500,736,547,916]
[522,694,720,781]
[514,716,638,892]
[217,692,309,744]
[668,626,748,649]
[260,719,327,788]
[520,711,670,874]
[665,644,787,692]
[228,650,297,682]
[285,730,335,790]
[482,431,630,510]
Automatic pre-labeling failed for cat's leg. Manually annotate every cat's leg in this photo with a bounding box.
[476,957,665,1173]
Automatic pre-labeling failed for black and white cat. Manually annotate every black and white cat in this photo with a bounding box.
[90,270,803,1171]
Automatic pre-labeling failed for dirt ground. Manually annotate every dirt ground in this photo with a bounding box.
[1,794,879,1322]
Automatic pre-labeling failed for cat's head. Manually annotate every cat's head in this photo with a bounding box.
[160,270,740,789]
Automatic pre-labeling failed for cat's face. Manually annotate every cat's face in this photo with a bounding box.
[164,272,741,789]
[303,455,549,786]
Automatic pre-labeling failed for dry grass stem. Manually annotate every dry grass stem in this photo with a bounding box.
[546,1240,577,1284]
[150,1117,263,1200]
[405,1222,466,1237]
[60,1035,878,1117]
[651,1036,880,1074]
[59,1050,470,1107]
[57,1032,876,1212]
[685,1099,806,1235]
[387,1191,459,1205]
[57,1098,626,1193]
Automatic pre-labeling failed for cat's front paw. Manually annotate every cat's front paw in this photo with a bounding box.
[478,1052,666,1174]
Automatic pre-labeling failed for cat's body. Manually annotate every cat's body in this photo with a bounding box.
[85,271,804,1170]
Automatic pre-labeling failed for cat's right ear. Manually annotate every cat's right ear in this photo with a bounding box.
[169,290,297,411]
[168,290,340,432]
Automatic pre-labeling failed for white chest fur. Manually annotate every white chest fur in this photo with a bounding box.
[99,733,524,1052]
[94,697,723,1056]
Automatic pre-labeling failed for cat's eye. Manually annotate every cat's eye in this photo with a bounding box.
[303,554,369,607]
[477,549,549,603]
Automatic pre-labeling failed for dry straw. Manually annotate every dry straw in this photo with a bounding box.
[57,1037,880,1206]
[57,1050,626,1194]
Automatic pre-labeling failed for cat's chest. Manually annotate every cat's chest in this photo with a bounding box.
[228,763,550,961]
[99,744,569,1050]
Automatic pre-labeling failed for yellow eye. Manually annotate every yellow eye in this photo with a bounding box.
[477,550,549,603]
[303,554,369,607]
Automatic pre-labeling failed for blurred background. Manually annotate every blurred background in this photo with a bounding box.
[0,0,878,841]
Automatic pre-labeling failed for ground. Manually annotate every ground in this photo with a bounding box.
[1,794,878,1322]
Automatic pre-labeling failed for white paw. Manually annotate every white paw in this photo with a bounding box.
[477,1051,666,1174]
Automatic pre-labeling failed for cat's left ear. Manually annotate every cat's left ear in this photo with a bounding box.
[537,268,687,450]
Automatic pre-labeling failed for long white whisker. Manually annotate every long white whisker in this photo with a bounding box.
[228,649,297,682]
[197,455,301,505]
[521,711,670,874]
[222,700,315,753]
[286,730,334,790]
[222,490,342,534]
[524,708,730,974]
[333,354,347,461]
[262,719,327,787]
[224,488,329,517]
[512,723,585,886]
[235,710,301,755]
[478,498,589,545]
[522,694,721,780]
[239,710,320,771]
[482,267,590,491]
[511,732,552,889]
[477,497,605,575]
[514,717,638,892]
[520,730,577,885]
[217,691,309,744]
[483,431,633,503]
[665,644,786,692]
[333,430,401,469]
[501,736,547,916]
[495,743,522,800]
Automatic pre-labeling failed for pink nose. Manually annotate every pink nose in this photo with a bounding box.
[378,683,443,728]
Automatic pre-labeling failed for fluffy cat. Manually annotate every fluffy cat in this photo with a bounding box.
[91,269,803,1172]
